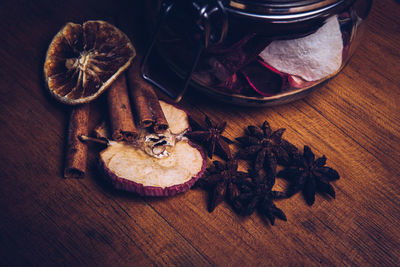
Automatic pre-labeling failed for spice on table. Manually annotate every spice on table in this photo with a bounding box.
[277,145,340,206]
[43,20,137,179]
[107,73,138,142]
[236,121,300,175]
[127,60,169,133]
[64,104,90,178]
[196,160,249,212]
[231,170,287,225]
[196,159,287,224]
[185,116,233,160]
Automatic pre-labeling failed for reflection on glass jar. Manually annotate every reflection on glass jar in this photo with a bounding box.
[143,0,372,106]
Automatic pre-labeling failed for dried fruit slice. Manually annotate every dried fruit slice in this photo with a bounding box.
[99,101,206,196]
[259,16,343,82]
[44,20,135,105]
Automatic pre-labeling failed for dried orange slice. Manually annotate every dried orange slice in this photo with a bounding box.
[44,20,135,105]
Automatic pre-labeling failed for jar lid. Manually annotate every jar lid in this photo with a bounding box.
[225,0,351,20]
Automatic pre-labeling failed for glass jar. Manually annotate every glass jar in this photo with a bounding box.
[142,0,372,106]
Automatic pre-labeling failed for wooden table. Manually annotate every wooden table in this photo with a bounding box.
[1,0,399,265]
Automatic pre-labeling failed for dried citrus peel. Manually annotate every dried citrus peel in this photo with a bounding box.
[44,20,135,105]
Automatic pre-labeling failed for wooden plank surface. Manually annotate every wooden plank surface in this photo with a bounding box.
[0,0,399,265]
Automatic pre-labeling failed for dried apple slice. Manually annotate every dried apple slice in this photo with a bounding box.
[44,20,135,105]
[259,16,343,82]
[99,101,206,196]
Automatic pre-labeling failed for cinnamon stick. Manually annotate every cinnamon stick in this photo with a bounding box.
[64,104,90,179]
[127,59,169,133]
[130,77,154,128]
[107,73,138,142]
[145,84,169,133]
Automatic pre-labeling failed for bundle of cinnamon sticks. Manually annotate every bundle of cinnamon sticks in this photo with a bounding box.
[64,59,169,178]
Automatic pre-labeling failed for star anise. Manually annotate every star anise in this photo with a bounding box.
[236,121,299,175]
[277,145,340,206]
[186,116,233,160]
[230,170,287,225]
[196,160,248,212]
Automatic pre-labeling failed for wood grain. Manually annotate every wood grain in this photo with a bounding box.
[0,0,399,265]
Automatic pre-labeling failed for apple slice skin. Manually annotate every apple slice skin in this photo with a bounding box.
[99,141,207,197]
[98,100,207,196]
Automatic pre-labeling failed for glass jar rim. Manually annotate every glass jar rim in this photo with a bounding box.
[225,0,353,20]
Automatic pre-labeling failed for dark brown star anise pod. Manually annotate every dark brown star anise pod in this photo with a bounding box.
[277,145,340,206]
[236,121,299,175]
[230,170,287,225]
[196,160,248,212]
[186,116,233,160]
